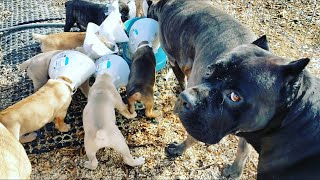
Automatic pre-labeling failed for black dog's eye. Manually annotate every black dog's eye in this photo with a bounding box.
[228,92,241,102]
[205,65,214,77]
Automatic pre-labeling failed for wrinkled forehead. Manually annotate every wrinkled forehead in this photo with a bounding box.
[210,45,287,91]
[216,44,272,64]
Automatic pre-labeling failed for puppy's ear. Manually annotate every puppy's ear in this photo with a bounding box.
[282,58,310,81]
[252,35,269,51]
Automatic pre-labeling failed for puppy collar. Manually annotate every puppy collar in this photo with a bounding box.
[55,78,77,95]
[137,41,152,50]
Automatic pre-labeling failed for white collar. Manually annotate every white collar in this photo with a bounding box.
[137,42,152,50]
[55,78,77,95]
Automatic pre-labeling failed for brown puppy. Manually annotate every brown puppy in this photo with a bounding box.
[0,77,73,143]
[0,122,31,179]
[32,32,86,52]
[126,42,160,118]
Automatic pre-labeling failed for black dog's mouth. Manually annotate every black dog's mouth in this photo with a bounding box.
[174,105,217,144]
[174,96,238,145]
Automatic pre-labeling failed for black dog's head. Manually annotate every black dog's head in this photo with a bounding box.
[174,36,310,144]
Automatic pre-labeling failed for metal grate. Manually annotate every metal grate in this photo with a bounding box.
[0,0,66,29]
[0,0,123,154]
[0,27,87,154]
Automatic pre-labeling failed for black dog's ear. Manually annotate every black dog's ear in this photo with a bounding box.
[282,58,310,81]
[147,0,153,6]
[252,35,269,51]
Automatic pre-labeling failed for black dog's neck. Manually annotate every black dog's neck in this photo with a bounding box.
[237,71,320,175]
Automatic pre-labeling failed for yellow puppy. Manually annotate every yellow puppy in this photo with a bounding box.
[32,32,86,52]
[0,76,73,143]
[0,122,31,179]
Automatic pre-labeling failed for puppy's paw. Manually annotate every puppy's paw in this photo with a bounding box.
[84,161,98,170]
[57,123,71,133]
[129,111,137,119]
[223,164,243,179]
[126,156,145,167]
[146,110,162,119]
[20,132,37,143]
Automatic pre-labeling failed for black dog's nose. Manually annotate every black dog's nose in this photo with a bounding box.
[176,90,198,111]
[179,93,193,110]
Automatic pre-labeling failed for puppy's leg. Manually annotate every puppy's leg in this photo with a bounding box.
[84,135,99,170]
[79,79,90,98]
[20,132,37,143]
[111,127,145,166]
[223,137,251,179]
[171,61,186,90]
[64,11,76,32]
[166,134,198,157]
[135,0,142,17]
[128,92,141,114]
[142,93,161,118]
[54,97,72,132]
[117,95,137,119]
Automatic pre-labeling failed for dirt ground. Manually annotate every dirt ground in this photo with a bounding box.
[0,0,319,179]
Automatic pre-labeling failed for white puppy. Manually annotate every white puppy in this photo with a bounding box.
[83,73,145,170]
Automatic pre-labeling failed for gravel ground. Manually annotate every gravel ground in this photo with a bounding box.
[0,0,319,179]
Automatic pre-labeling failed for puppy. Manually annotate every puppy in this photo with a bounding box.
[19,50,90,97]
[0,122,31,179]
[0,76,73,143]
[64,0,129,32]
[135,0,153,17]
[32,32,86,53]
[83,73,145,170]
[126,41,160,118]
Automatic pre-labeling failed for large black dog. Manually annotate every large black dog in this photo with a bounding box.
[148,0,256,178]
[64,0,129,32]
[148,0,320,179]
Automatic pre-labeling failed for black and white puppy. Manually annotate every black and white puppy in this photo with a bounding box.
[64,0,129,32]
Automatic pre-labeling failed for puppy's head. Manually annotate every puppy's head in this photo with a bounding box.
[174,36,310,144]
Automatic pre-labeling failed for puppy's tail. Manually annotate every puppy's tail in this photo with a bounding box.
[32,33,47,41]
[19,59,32,71]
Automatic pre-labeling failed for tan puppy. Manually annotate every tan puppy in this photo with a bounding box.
[32,32,86,52]
[19,51,90,97]
[135,0,143,17]
[0,77,73,143]
[83,73,145,170]
[135,0,156,17]
[0,122,31,179]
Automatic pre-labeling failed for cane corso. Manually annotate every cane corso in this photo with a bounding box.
[148,0,320,179]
